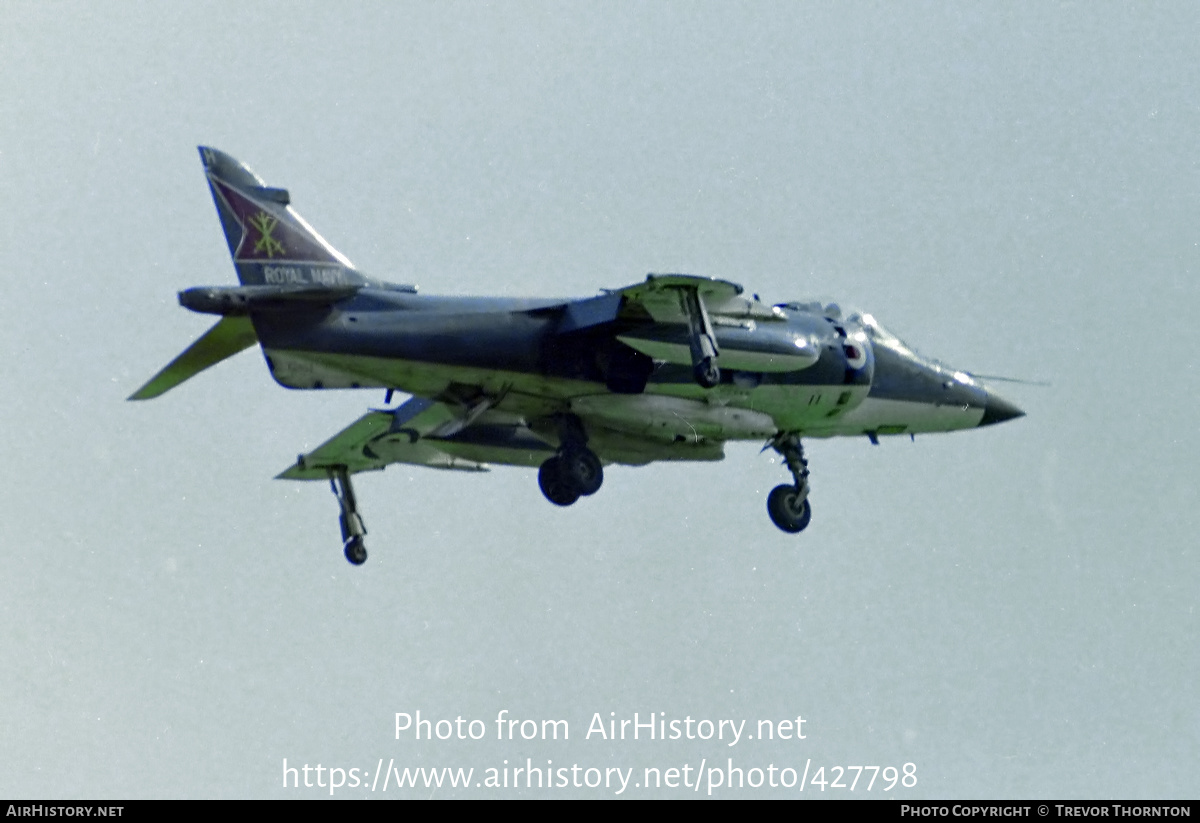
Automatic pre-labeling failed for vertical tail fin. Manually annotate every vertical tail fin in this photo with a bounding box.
[199,146,368,288]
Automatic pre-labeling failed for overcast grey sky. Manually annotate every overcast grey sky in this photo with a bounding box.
[1,1,1197,798]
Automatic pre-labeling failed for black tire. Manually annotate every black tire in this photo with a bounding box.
[767,484,812,534]
[538,457,580,506]
[561,447,603,496]
[344,536,368,565]
[694,357,721,388]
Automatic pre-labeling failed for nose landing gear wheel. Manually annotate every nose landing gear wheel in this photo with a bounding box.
[767,484,812,533]
[766,432,813,535]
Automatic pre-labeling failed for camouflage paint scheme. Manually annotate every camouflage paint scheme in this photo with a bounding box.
[132,148,1024,564]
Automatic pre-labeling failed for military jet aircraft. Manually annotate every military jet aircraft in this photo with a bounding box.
[131,147,1025,566]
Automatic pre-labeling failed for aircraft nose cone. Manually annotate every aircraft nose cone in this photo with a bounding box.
[978,391,1025,427]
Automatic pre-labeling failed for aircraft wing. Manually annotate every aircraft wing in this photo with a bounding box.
[545,273,787,335]
[607,273,784,323]
[552,273,801,374]
[277,396,554,480]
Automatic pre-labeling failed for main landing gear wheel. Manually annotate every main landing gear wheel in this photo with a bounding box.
[560,447,603,496]
[766,432,813,535]
[768,485,812,533]
[344,536,368,565]
[539,456,581,506]
[538,414,604,506]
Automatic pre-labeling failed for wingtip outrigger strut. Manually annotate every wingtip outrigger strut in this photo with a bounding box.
[330,467,368,565]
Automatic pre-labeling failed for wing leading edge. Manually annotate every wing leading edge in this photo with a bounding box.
[278,396,556,480]
[606,273,781,323]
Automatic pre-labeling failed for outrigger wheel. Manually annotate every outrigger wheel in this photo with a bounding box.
[344,536,368,565]
[767,432,812,534]
[330,467,368,565]
[676,285,721,389]
[693,356,721,389]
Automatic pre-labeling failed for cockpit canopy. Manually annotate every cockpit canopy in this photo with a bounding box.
[775,300,967,381]
[776,300,905,345]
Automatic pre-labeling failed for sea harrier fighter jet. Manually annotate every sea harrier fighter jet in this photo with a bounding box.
[131,147,1025,565]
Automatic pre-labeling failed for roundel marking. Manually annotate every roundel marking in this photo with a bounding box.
[843,342,867,370]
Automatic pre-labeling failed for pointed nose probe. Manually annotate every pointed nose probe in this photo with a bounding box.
[978,391,1025,427]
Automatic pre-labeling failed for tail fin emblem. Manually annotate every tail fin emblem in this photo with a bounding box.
[249,211,285,258]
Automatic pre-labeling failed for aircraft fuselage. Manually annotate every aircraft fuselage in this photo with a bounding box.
[236,288,1009,457]
[132,146,1026,565]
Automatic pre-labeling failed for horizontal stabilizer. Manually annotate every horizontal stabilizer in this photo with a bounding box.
[178,283,362,316]
[128,316,257,400]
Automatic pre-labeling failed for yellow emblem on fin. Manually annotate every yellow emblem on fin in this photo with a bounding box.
[250,211,285,258]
